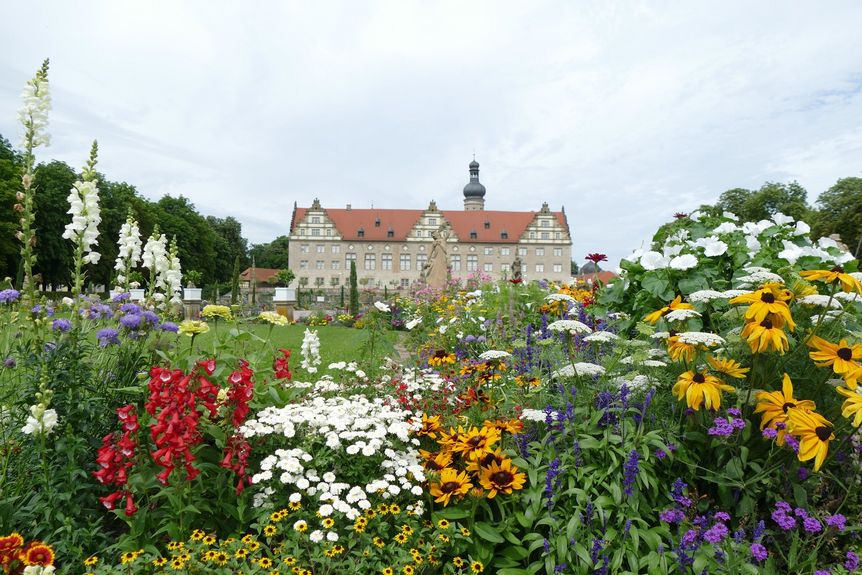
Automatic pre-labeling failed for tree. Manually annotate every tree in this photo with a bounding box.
[275,269,295,286]
[152,196,219,285]
[349,260,359,315]
[570,260,579,275]
[716,182,810,222]
[230,255,241,306]
[0,135,22,280]
[811,177,862,258]
[207,216,249,283]
[33,161,77,289]
[249,235,290,269]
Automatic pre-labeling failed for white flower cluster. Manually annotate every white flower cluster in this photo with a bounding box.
[18,73,51,148]
[405,316,422,330]
[548,319,592,335]
[113,215,142,291]
[478,350,511,360]
[373,301,390,312]
[327,361,368,381]
[142,231,169,291]
[552,362,606,378]
[162,239,183,305]
[676,331,726,347]
[664,308,702,322]
[583,331,619,343]
[62,180,101,264]
[301,329,322,373]
[797,295,844,309]
[21,404,58,437]
[545,293,577,303]
[389,368,459,411]
[241,395,425,517]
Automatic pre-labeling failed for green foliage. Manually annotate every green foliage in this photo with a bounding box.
[230,255,241,306]
[716,182,810,223]
[275,268,295,287]
[249,235,290,270]
[811,177,862,258]
[349,260,359,315]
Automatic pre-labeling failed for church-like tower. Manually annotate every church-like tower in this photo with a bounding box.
[462,159,486,211]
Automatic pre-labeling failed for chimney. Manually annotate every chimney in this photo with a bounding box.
[346,204,352,211]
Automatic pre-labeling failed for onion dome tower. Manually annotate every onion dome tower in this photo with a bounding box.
[463,159,486,211]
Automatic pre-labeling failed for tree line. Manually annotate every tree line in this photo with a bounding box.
[0,134,293,296]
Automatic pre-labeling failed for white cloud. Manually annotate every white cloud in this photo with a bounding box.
[1,1,861,267]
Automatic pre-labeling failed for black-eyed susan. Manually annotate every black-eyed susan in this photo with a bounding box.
[284,555,297,565]
[430,467,473,506]
[234,548,250,559]
[389,504,401,515]
[452,426,501,461]
[471,560,485,573]
[707,356,750,379]
[439,533,451,543]
[672,370,735,411]
[241,534,256,545]
[741,315,789,354]
[403,565,415,575]
[152,557,168,567]
[666,333,696,363]
[83,556,98,567]
[801,267,862,294]
[258,557,274,569]
[417,414,442,438]
[420,449,453,471]
[120,550,143,565]
[730,283,795,329]
[202,535,217,546]
[460,527,471,537]
[270,510,285,523]
[382,568,394,575]
[293,520,308,533]
[808,335,862,376]
[169,557,185,569]
[466,448,506,475]
[428,349,457,366]
[322,517,335,529]
[289,500,302,511]
[787,409,835,471]
[167,541,184,551]
[478,458,527,498]
[394,532,409,545]
[453,556,466,568]
[483,418,524,435]
[263,524,278,537]
[644,295,693,324]
[754,374,816,445]
[837,386,862,427]
[190,529,206,541]
[247,541,261,552]
[372,536,385,548]
[202,550,217,561]
[214,552,229,566]
[437,519,450,529]
[400,524,413,535]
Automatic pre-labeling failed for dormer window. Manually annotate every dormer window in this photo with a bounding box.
[470,229,477,239]
[484,221,491,229]
[374,218,381,227]
[387,228,394,238]
[358,227,365,238]
[500,231,508,239]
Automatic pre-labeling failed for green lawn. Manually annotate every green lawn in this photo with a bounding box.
[190,322,402,377]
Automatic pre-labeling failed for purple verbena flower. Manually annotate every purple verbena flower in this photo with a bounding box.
[825,514,846,531]
[750,543,768,563]
[714,512,730,522]
[708,417,735,437]
[845,551,859,571]
[762,427,778,439]
[659,508,685,524]
[703,523,729,544]
[112,291,131,302]
[141,310,160,325]
[803,517,822,533]
[0,289,20,303]
[120,303,141,314]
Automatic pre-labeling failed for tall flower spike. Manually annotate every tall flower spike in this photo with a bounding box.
[161,236,183,306]
[17,59,51,302]
[63,141,102,297]
[142,226,169,298]
[114,210,142,293]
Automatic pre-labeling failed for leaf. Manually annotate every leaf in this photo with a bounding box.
[473,521,505,543]
[497,569,530,575]
[641,274,673,300]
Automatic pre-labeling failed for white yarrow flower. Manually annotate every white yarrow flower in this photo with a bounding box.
[676,332,725,347]
[664,308,702,322]
[547,319,592,335]
[798,295,843,309]
[478,350,511,360]
[583,331,618,343]
[553,362,606,378]
[688,290,727,303]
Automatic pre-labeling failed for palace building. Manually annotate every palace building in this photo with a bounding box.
[288,161,572,289]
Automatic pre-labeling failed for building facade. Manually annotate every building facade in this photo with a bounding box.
[288,161,572,289]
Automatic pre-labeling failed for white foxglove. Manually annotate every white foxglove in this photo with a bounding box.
[301,328,321,373]
[62,179,101,264]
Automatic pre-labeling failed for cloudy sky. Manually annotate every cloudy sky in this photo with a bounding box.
[2,1,861,268]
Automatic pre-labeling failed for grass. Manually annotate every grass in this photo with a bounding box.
[188,322,402,378]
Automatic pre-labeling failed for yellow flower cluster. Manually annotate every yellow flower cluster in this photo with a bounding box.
[201,304,233,320]
[178,319,209,336]
[259,310,289,326]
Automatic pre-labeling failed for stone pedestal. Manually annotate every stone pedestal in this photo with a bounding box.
[183,287,202,320]
[273,287,297,321]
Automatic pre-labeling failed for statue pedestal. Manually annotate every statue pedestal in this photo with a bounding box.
[275,303,294,321]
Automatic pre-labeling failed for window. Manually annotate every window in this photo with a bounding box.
[529,231,535,239]
[387,228,394,238]
[467,255,478,272]
[357,228,365,238]
[428,218,437,226]
[501,263,510,272]
[331,260,340,270]
[555,232,561,240]
[325,228,332,236]
[536,248,544,256]
[299,277,308,286]
[554,248,562,257]
[483,263,493,272]
[401,278,410,288]
[501,247,510,256]
[541,219,549,227]
[316,244,325,253]
[345,253,357,268]
[541,232,549,240]
[381,254,393,270]
[535,263,544,273]
[299,260,308,270]
[315,260,324,270]
[332,245,341,254]
[553,264,563,273]
[500,231,508,239]
[451,255,461,271]
[311,228,320,236]
[484,247,494,255]
[484,221,491,229]
[374,218,381,227]
[400,254,411,271]
[312,216,320,224]
[300,244,310,253]
[330,277,339,286]
[364,254,376,271]
[416,254,427,270]
[315,277,324,286]
[470,230,478,239]
[518,247,527,256]
[299,229,305,236]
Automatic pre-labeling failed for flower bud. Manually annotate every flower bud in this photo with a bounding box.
[16,191,25,201]
[21,174,32,188]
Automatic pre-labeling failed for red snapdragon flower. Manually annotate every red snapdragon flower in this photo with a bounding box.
[273,348,292,380]
[93,405,140,515]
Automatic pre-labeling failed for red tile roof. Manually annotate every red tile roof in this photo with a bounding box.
[291,207,569,243]
[240,268,282,284]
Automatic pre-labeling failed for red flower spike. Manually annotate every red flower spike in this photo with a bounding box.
[124,491,138,517]
[197,358,217,375]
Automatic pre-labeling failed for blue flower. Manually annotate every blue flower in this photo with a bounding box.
[119,313,142,329]
[97,328,120,347]
[159,321,179,333]
[51,318,72,333]
[0,289,20,303]
[120,303,141,314]
[623,449,640,496]
[112,292,131,302]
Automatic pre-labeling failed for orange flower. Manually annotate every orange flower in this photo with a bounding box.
[21,543,55,566]
[478,458,526,498]
[451,426,501,461]
[429,468,473,506]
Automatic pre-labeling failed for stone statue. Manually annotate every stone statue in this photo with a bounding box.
[422,225,450,289]
[511,255,523,283]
